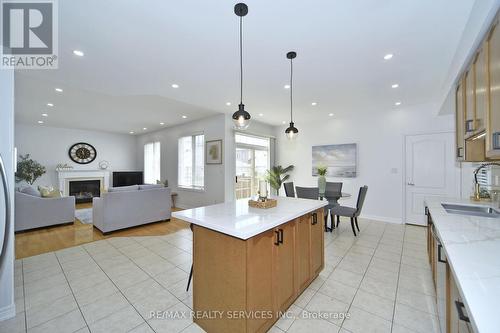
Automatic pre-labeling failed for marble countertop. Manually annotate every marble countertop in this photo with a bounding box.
[172,197,328,240]
[425,197,500,333]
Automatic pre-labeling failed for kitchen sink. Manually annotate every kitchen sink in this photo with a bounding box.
[441,203,500,218]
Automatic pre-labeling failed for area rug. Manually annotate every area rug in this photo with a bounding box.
[75,208,93,224]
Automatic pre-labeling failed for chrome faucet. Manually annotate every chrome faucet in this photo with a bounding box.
[473,162,500,201]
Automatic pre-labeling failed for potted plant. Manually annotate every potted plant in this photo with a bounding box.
[316,165,327,195]
[15,154,46,185]
[266,165,294,196]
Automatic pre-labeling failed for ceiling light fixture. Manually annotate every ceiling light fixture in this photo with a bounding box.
[232,3,251,130]
[47,103,54,107]
[160,122,165,125]
[41,113,48,117]
[395,102,401,106]
[258,113,263,117]
[55,88,63,92]
[171,84,179,88]
[384,53,393,60]
[73,50,84,57]
[311,102,317,106]
[182,115,187,119]
[226,102,231,106]
[143,127,147,130]
[284,85,290,89]
[391,84,399,88]
[329,113,334,117]
[285,51,299,140]
[282,121,286,124]
[129,131,135,134]
[38,120,44,124]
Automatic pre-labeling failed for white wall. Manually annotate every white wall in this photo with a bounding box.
[275,103,457,224]
[0,70,16,320]
[14,124,138,188]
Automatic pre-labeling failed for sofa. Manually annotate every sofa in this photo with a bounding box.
[92,185,171,233]
[15,191,76,232]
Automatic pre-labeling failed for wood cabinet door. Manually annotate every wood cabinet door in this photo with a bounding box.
[465,68,476,135]
[246,229,275,333]
[456,80,465,159]
[488,20,500,157]
[296,215,311,292]
[474,46,488,133]
[273,222,296,312]
[310,209,324,277]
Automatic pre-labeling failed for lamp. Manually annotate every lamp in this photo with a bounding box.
[285,51,298,139]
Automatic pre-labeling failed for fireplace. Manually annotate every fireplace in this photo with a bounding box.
[69,180,100,204]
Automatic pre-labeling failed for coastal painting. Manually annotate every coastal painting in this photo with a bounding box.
[312,143,357,177]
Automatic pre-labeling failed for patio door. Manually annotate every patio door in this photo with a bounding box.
[235,133,270,199]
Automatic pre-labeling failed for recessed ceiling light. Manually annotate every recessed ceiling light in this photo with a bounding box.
[311,102,317,106]
[73,50,84,57]
[143,127,147,130]
[182,115,187,119]
[37,120,44,124]
[171,84,179,88]
[55,88,63,92]
[384,54,393,60]
[284,85,290,89]
[47,103,54,107]
[395,102,401,106]
[226,102,231,106]
[328,113,334,117]
[129,131,135,134]
[391,84,399,88]
[282,121,287,124]
[41,113,48,117]
[160,122,165,125]
[258,113,264,117]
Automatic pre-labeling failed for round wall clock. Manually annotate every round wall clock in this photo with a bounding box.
[68,142,97,164]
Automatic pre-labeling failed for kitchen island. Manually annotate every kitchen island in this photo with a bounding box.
[172,197,328,333]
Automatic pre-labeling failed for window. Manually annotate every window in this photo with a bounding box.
[178,134,204,190]
[235,133,270,198]
[144,141,161,184]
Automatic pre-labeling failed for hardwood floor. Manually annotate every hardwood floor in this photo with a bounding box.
[15,204,189,259]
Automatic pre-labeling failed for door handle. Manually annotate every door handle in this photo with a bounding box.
[311,212,318,225]
[0,154,12,273]
[278,229,284,244]
[235,176,238,183]
[437,244,447,263]
[455,301,470,322]
[274,230,280,246]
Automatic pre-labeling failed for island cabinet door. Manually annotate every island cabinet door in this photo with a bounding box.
[273,221,296,313]
[310,209,324,277]
[295,214,311,293]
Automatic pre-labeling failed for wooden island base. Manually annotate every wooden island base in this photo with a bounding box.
[192,208,324,333]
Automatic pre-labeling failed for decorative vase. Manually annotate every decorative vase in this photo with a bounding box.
[318,175,326,195]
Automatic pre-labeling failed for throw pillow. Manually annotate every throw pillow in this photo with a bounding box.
[20,186,41,197]
[38,186,61,198]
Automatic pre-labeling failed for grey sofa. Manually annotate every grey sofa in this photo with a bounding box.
[15,191,76,232]
[93,186,171,233]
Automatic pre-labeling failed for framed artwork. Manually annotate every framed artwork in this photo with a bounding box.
[312,143,357,177]
[206,140,223,164]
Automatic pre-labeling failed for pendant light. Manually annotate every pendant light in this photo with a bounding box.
[285,51,298,139]
[232,3,251,130]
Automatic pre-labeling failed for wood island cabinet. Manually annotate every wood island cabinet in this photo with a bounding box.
[193,208,325,333]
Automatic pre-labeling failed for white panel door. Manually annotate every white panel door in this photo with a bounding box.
[405,132,457,225]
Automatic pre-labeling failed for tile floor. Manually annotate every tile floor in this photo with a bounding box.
[1,218,439,333]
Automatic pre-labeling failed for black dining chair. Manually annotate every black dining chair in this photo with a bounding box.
[284,182,295,197]
[332,186,368,236]
[186,223,194,291]
[295,187,329,231]
[324,182,343,229]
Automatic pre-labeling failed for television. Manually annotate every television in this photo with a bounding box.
[112,171,143,187]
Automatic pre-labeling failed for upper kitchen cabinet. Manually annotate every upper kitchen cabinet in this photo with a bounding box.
[487,18,500,158]
[474,45,488,134]
[456,79,465,160]
[464,68,476,136]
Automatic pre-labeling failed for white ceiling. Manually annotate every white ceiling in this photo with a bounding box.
[15,0,476,134]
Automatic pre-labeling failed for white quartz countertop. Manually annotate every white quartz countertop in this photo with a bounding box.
[172,197,328,240]
[425,197,500,333]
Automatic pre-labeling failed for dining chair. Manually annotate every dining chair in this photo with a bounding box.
[332,186,368,236]
[325,182,343,229]
[295,186,329,231]
[284,182,295,197]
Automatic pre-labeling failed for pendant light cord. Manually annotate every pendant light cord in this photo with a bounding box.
[290,57,293,122]
[240,16,243,104]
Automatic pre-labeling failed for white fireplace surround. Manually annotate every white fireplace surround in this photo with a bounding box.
[58,170,111,197]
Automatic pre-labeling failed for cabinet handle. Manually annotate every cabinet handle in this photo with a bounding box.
[455,301,470,323]
[457,147,464,158]
[465,120,474,133]
[278,229,284,244]
[274,230,280,246]
[437,244,447,263]
[311,212,317,225]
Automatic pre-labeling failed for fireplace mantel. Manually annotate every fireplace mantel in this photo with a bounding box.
[58,170,111,197]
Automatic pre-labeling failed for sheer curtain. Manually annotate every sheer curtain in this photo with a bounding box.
[144,141,161,184]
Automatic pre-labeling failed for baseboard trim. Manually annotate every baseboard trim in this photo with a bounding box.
[360,214,402,224]
[0,302,16,322]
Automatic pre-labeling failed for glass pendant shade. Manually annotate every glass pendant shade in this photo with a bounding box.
[232,103,251,130]
[285,122,299,140]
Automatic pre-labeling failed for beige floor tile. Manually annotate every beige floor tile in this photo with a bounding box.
[0,312,26,333]
[25,282,72,310]
[288,316,341,333]
[318,278,358,304]
[81,291,129,324]
[123,278,165,303]
[275,304,302,331]
[329,268,363,288]
[351,290,395,321]
[28,309,86,333]
[342,306,391,333]
[396,287,437,314]
[365,266,399,285]
[111,267,150,290]
[397,274,435,296]
[26,294,78,329]
[358,275,397,300]
[67,270,110,294]
[305,292,349,326]
[391,323,419,333]
[393,303,440,333]
[166,278,192,300]
[128,322,156,333]
[369,257,400,273]
[132,289,179,319]
[147,302,193,333]
[74,279,118,306]
[88,305,144,333]
[24,272,67,296]
[293,287,316,308]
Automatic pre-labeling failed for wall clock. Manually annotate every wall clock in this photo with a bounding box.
[68,142,97,164]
